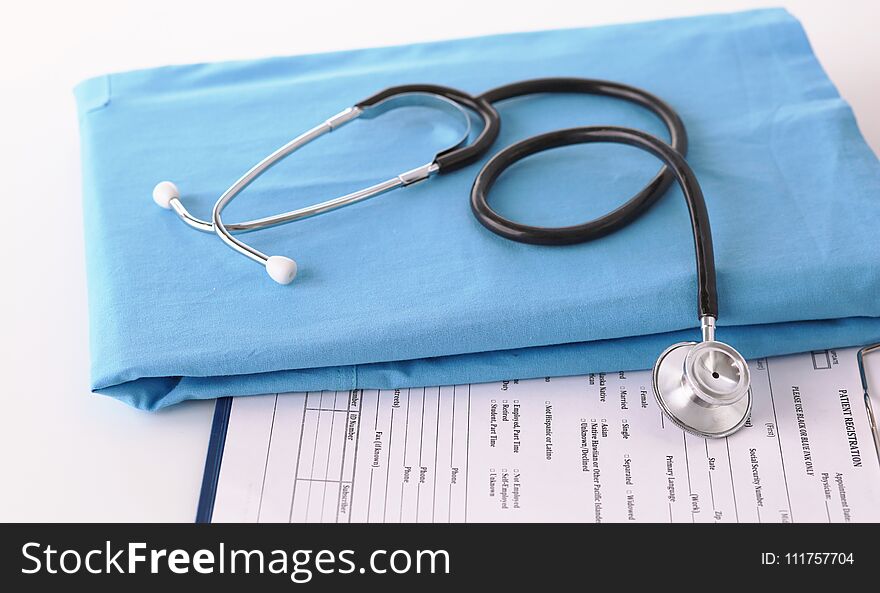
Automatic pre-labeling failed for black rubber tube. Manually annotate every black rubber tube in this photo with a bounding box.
[470,126,718,319]
[474,78,688,245]
[357,84,501,172]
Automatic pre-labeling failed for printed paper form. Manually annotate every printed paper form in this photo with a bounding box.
[210,348,880,523]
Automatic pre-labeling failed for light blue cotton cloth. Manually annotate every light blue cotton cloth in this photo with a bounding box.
[74,8,880,410]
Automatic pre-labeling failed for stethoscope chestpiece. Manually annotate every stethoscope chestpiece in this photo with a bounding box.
[652,336,751,438]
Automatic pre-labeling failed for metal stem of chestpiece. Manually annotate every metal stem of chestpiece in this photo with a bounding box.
[153,92,475,285]
[701,315,716,342]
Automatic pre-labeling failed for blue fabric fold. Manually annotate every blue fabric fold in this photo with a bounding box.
[75,8,880,410]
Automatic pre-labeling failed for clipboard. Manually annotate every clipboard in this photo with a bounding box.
[857,344,880,471]
[196,346,880,523]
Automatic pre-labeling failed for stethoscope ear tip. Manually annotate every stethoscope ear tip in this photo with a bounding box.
[152,181,180,210]
[266,255,298,285]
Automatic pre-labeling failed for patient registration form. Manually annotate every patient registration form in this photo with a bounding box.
[209,348,880,522]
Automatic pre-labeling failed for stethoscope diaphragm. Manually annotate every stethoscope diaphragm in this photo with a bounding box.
[653,339,752,438]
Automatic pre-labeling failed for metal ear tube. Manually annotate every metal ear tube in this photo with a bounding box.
[153,85,501,284]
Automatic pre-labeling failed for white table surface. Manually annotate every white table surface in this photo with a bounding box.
[1,0,878,522]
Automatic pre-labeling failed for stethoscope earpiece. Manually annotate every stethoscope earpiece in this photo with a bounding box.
[265,255,298,285]
[153,180,299,285]
[152,180,179,210]
[652,318,752,438]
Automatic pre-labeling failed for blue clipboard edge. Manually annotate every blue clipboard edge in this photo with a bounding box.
[195,396,234,523]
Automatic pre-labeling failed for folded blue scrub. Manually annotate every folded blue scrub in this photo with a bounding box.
[74,8,880,410]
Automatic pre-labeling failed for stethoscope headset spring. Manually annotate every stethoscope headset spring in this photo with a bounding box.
[152,77,751,438]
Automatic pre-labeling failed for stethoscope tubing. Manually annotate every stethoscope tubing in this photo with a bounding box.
[472,78,688,245]
[470,125,717,319]
[468,77,716,321]
[356,84,500,172]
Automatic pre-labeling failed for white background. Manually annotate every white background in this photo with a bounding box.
[1,0,878,521]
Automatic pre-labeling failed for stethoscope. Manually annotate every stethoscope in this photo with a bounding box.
[152,77,751,438]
